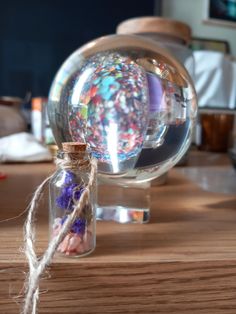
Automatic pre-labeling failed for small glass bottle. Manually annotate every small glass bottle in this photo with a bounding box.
[49,142,96,257]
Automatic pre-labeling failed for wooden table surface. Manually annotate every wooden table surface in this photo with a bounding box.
[0,151,236,313]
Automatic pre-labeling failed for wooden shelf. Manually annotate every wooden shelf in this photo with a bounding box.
[0,151,236,313]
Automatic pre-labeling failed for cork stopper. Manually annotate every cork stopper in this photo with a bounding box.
[116,17,191,44]
[62,142,87,154]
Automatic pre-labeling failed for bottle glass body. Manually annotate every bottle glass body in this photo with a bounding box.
[49,153,96,257]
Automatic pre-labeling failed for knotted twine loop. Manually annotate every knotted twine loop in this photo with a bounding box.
[22,157,97,314]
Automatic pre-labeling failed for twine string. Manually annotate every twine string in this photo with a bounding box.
[22,157,97,314]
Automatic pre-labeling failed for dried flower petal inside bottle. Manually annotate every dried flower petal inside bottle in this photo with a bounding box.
[49,142,96,257]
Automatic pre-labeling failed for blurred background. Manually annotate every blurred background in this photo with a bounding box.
[0,0,236,162]
[0,0,157,97]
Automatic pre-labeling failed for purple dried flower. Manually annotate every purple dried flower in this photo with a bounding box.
[56,183,84,211]
[60,215,86,235]
[63,170,76,185]
[74,187,84,201]
[71,218,86,234]
[56,194,71,209]
[64,183,79,198]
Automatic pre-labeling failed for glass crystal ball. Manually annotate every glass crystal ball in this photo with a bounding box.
[48,34,197,183]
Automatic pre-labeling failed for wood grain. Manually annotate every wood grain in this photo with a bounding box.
[0,151,236,313]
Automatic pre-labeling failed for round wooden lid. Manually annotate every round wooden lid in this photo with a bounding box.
[62,142,87,153]
[116,17,191,44]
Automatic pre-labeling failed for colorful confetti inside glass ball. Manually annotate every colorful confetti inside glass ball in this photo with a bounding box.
[48,35,197,179]
[68,52,149,170]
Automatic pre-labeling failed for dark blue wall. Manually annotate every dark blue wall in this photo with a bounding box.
[0,0,156,98]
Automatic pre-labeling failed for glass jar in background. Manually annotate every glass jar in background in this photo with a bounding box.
[117,17,195,170]
[31,97,57,156]
[31,97,47,142]
[200,112,234,152]
[49,142,96,257]
[116,17,194,80]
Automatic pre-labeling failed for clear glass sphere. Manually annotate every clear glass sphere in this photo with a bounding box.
[48,34,197,183]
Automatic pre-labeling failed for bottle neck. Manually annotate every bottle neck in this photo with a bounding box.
[57,151,91,170]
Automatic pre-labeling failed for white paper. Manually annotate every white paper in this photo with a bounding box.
[0,132,52,162]
[193,51,236,109]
